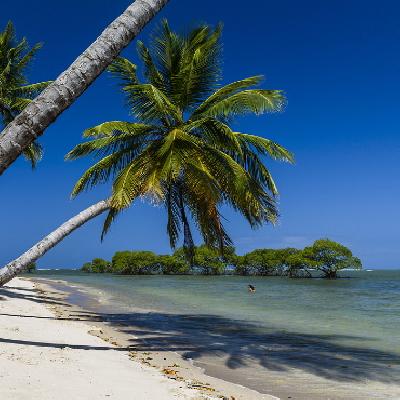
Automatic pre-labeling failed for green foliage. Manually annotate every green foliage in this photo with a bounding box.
[193,245,225,275]
[156,254,190,274]
[285,251,312,278]
[67,20,292,262]
[26,262,36,273]
[0,22,51,167]
[111,251,158,274]
[81,258,111,273]
[83,239,361,278]
[302,239,362,279]
[236,248,297,275]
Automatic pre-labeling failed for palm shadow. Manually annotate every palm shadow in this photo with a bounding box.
[68,309,400,384]
[0,286,72,307]
[1,284,399,385]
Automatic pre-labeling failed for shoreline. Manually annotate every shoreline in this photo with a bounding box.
[4,275,399,399]
[0,278,204,400]
[32,277,277,400]
[0,277,276,400]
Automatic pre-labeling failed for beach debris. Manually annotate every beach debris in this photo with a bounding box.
[162,368,177,375]
[188,382,216,392]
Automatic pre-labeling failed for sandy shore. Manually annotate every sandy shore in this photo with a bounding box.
[0,278,276,400]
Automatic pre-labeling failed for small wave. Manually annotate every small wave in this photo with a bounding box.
[37,268,60,271]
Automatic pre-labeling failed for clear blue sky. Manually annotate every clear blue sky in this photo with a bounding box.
[1,0,399,269]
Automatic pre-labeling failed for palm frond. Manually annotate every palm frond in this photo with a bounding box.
[71,149,138,196]
[123,83,182,125]
[151,19,184,90]
[184,117,242,154]
[136,41,165,90]
[101,207,121,240]
[196,89,286,120]
[23,141,43,169]
[234,132,294,163]
[111,143,163,209]
[108,57,138,85]
[82,121,154,138]
[12,81,51,98]
[16,42,42,70]
[171,23,222,109]
[0,22,47,168]
[191,76,263,117]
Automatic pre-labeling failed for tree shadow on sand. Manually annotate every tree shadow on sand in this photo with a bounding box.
[0,286,72,307]
[68,309,400,384]
[1,285,399,385]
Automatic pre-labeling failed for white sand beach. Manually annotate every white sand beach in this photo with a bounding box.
[0,278,277,400]
[0,278,201,400]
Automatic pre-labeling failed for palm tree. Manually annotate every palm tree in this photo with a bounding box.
[0,200,110,286]
[0,19,293,287]
[66,21,294,260]
[0,22,50,167]
[0,0,169,175]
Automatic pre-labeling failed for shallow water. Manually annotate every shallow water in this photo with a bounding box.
[34,270,400,399]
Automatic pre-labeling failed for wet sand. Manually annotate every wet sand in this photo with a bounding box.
[28,276,400,400]
[0,277,276,400]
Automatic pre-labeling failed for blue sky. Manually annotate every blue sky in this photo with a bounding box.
[1,0,399,269]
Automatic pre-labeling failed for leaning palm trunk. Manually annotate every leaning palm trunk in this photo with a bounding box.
[0,0,169,175]
[0,200,110,286]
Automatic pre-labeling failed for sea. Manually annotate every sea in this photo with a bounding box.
[33,269,400,399]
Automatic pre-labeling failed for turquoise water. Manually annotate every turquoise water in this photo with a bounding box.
[34,270,400,397]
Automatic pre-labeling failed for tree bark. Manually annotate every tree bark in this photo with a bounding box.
[0,199,110,286]
[0,0,169,175]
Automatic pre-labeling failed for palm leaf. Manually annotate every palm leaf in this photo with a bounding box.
[71,149,138,196]
[23,141,43,169]
[123,83,182,125]
[191,75,263,117]
[108,57,138,85]
[234,132,294,162]
[196,89,286,119]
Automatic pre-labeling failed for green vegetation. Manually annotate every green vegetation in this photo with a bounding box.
[302,239,362,279]
[26,262,36,273]
[112,251,158,274]
[0,22,50,167]
[81,258,111,273]
[81,238,361,278]
[236,248,299,276]
[66,20,292,263]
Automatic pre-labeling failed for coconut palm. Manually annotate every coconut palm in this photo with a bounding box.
[0,0,169,175]
[0,22,50,167]
[0,199,110,286]
[66,21,294,260]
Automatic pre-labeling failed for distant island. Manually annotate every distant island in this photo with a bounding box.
[81,238,361,279]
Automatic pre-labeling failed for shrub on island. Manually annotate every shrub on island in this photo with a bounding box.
[302,239,362,279]
[111,251,159,274]
[26,262,36,273]
[80,239,362,278]
[81,258,111,273]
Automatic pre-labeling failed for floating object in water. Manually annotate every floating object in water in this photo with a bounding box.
[248,284,256,293]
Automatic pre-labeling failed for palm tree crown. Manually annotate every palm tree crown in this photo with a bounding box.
[66,20,293,258]
[0,22,50,167]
